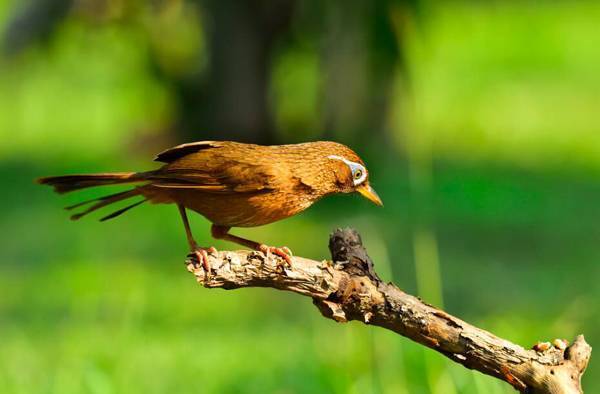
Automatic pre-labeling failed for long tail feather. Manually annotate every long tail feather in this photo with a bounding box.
[37,172,146,194]
[38,170,152,220]
[100,200,146,222]
[65,190,136,211]
[70,189,141,220]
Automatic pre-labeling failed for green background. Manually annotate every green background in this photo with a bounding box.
[1,1,598,393]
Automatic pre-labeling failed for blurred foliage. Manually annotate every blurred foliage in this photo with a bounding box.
[0,0,598,393]
[398,1,600,171]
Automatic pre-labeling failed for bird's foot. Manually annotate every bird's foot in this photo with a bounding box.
[188,246,218,278]
[258,244,293,267]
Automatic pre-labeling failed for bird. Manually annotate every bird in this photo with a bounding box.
[38,141,382,272]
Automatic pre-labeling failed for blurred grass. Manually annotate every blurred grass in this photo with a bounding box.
[1,0,599,393]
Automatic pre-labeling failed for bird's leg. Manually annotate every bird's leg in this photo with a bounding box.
[178,205,217,274]
[211,225,293,266]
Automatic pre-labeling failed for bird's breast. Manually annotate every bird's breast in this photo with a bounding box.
[161,188,317,227]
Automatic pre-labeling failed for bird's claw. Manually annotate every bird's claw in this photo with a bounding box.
[258,244,293,267]
[188,246,218,279]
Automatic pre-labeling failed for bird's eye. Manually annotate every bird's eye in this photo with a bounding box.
[354,170,363,180]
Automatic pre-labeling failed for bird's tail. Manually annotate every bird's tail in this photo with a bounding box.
[37,171,152,221]
[37,172,147,194]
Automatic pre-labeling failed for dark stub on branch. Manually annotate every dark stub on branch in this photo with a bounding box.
[329,228,381,284]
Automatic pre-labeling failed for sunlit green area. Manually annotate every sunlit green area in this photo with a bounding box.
[1,1,598,393]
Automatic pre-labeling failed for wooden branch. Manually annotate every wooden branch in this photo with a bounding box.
[186,228,591,394]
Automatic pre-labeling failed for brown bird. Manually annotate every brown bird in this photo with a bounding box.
[38,141,382,271]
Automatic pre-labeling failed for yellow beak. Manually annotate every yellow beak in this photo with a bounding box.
[356,183,383,206]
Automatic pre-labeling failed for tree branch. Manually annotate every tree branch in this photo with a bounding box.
[186,228,591,393]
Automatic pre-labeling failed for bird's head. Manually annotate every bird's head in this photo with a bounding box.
[324,145,383,207]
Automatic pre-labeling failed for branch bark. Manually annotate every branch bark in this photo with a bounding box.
[186,228,591,393]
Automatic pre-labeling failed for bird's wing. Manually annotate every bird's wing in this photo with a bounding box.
[149,166,274,193]
[150,144,283,194]
[153,141,222,163]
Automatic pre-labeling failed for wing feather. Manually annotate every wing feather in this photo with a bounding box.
[153,184,228,191]
[150,153,280,193]
[154,141,221,163]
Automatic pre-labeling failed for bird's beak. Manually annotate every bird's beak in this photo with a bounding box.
[356,183,383,206]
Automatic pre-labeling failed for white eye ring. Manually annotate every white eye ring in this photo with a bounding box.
[328,155,367,186]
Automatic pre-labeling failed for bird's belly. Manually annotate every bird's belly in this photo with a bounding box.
[170,190,314,227]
